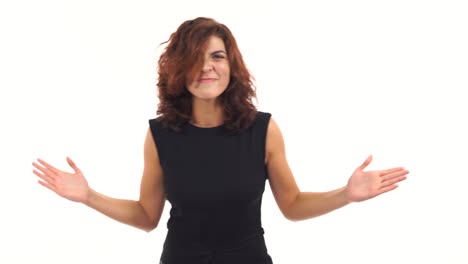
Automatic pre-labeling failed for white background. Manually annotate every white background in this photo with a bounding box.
[1,0,467,263]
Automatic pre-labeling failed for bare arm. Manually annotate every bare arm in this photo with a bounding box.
[278,188,350,221]
[33,128,165,232]
[265,118,408,222]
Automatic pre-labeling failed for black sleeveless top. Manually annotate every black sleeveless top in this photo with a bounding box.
[149,111,273,264]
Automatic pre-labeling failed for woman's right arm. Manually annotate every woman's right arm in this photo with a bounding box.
[33,128,165,232]
[83,128,165,231]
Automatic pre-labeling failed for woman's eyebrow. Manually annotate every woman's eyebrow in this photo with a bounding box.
[210,50,227,55]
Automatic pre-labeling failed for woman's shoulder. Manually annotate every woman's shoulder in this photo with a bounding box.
[148,116,162,130]
[255,111,272,126]
[256,110,271,118]
[148,116,175,136]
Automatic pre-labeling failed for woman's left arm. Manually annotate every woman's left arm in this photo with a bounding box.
[265,118,409,222]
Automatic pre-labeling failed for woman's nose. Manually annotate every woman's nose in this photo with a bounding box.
[202,59,213,72]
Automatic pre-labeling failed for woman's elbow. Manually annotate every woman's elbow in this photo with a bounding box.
[283,211,301,222]
[141,221,159,232]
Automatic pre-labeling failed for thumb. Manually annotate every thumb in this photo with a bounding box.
[357,155,373,171]
[66,156,82,174]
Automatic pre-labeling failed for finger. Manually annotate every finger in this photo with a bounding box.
[381,169,409,182]
[38,180,58,193]
[36,159,60,174]
[66,156,82,174]
[358,155,373,171]
[376,184,398,196]
[380,167,406,175]
[381,175,407,188]
[33,169,56,185]
[32,162,57,178]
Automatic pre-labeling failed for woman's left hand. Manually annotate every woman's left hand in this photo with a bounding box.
[345,155,409,203]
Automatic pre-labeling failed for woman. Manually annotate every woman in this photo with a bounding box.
[32,17,409,264]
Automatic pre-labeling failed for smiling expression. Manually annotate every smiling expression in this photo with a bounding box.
[186,36,230,101]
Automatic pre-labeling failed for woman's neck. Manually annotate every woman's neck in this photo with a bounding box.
[191,99,224,128]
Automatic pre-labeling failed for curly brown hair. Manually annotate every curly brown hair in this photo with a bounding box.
[156,17,257,133]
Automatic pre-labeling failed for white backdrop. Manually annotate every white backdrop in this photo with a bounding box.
[1,0,467,263]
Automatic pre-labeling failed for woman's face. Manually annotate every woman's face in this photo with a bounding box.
[186,36,230,102]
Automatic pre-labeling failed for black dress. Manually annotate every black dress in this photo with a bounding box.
[149,111,274,264]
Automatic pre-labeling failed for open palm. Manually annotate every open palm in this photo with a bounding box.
[346,155,409,202]
[32,157,90,203]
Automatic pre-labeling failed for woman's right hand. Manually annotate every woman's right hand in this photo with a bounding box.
[32,157,90,203]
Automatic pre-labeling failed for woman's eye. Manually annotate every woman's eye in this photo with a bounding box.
[213,55,225,59]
